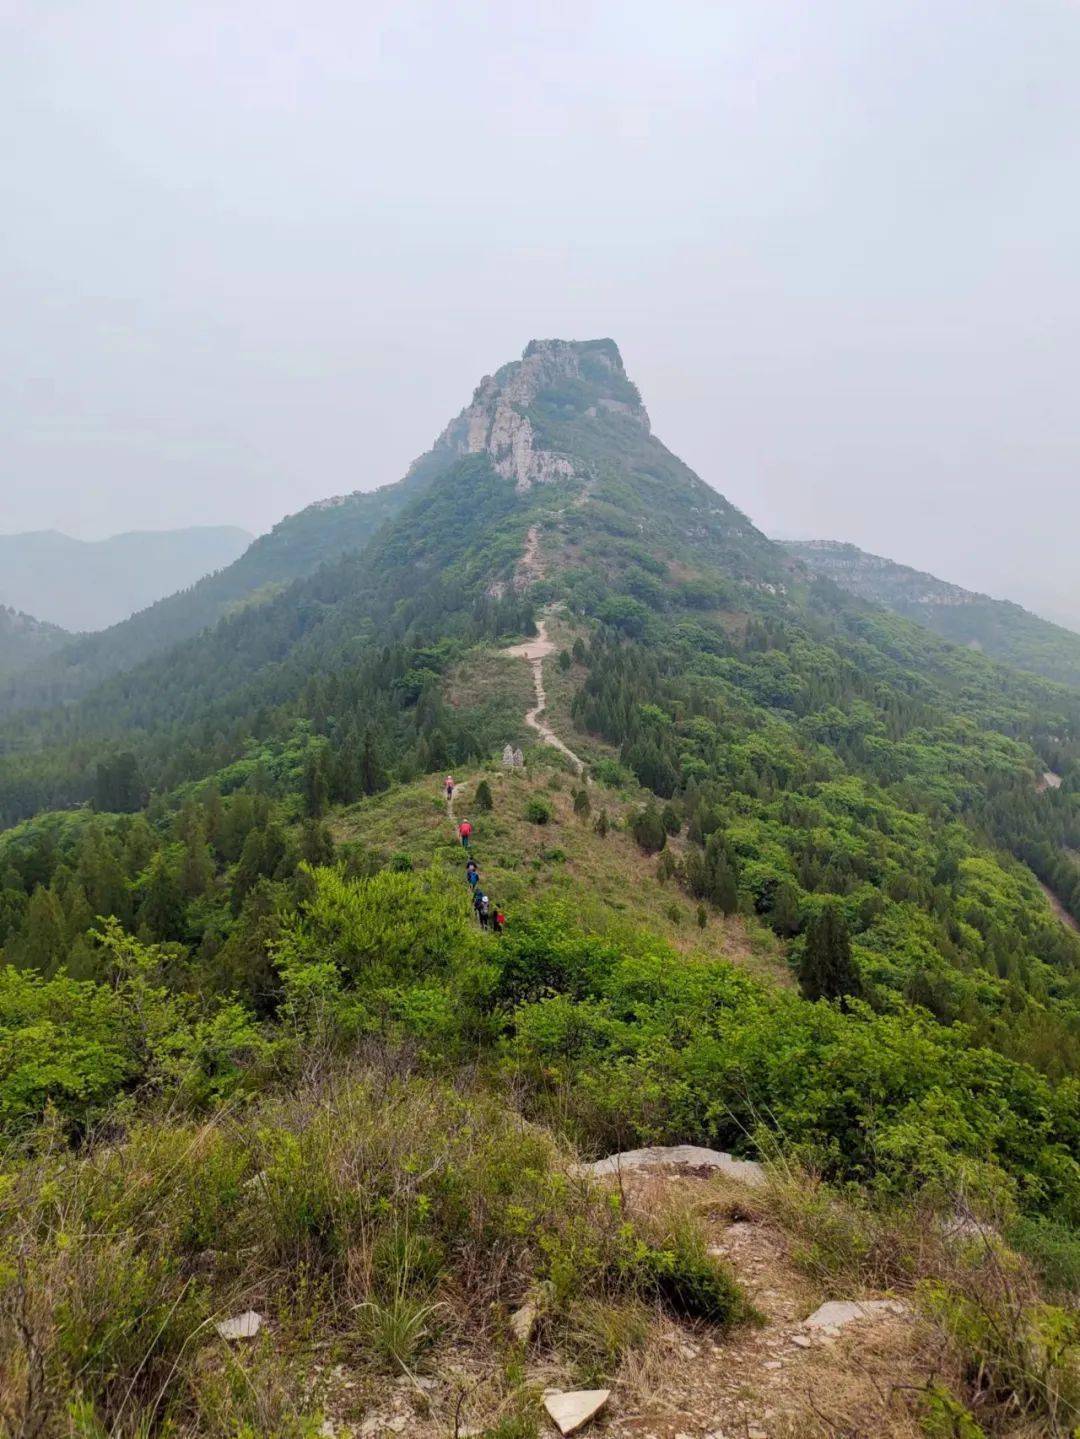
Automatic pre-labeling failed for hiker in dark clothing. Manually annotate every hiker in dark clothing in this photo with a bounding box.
[478,893,491,930]
[492,908,506,934]
[445,774,454,802]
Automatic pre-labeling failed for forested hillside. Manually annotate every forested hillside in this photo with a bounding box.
[0,469,441,713]
[0,604,68,680]
[784,537,1080,689]
[2,340,1078,1436]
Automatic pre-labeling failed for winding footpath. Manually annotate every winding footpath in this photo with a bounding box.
[504,618,586,775]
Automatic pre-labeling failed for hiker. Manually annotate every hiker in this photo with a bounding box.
[466,860,480,892]
[492,907,506,934]
[445,774,454,802]
[458,818,472,849]
[478,893,491,930]
[473,889,487,928]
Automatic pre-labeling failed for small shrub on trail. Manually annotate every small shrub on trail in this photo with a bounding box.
[593,809,609,837]
[573,786,591,819]
[474,779,493,811]
[525,797,551,825]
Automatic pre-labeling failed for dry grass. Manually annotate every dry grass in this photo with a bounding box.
[0,1062,752,1438]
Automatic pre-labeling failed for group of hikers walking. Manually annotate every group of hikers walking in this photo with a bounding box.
[445,775,506,934]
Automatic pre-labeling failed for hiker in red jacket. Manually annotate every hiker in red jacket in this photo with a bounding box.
[445,774,454,802]
[458,818,472,849]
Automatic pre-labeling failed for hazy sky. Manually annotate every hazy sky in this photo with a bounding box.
[4,1,1080,624]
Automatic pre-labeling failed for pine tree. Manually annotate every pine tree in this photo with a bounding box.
[137,851,185,942]
[704,834,738,914]
[359,729,385,796]
[631,801,666,855]
[593,809,610,838]
[15,885,67,975]
[303,748,330,819]
[798,903,861,1003]
[770,881,802,938]
[181,835,214,899]
[661,803,681,836]
[474,778,493,811]
[573,786,591,819]
[300,820,334,867]
[94,750,143,813]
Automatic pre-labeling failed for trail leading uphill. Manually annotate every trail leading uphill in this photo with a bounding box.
[505,617,586,775]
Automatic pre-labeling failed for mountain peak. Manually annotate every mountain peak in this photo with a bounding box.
[422,337,649,492]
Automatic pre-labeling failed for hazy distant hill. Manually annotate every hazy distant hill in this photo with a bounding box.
[782,538,1080,690]
[0,526,253,632]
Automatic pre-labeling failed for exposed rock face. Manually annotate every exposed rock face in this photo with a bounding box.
[420,338,649,492]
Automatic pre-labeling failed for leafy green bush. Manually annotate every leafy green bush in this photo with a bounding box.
[474,778,494,811]
[525,797,552,825]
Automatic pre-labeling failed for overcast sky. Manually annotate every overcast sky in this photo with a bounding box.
[4,1,1080,624]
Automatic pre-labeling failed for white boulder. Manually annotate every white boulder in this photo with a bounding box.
[543,1389,610,1435]
[579,1145,765,1188]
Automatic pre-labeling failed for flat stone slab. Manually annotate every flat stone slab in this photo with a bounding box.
[580,1145,765,1187]
[544,1388,610,1435]
[803,1299,908,1331]
[215,1310,263,1340]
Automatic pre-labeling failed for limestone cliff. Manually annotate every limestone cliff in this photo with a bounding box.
[413,338,649,492]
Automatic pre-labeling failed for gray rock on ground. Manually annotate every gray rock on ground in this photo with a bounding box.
[578,1145,765,1188]
[214,1310,263,1340]
[803,1299,908,1332]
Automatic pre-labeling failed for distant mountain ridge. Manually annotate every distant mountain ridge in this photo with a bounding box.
[0,526,253,632]
[782,538,1080,690]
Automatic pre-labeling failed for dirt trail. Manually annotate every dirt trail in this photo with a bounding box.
[505,618,586,775]
[597,1174,929,1438]
[313,1170,932,1438]
[512,522,547,592]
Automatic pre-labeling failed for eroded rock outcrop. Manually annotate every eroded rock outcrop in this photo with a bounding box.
[422,338,648,492]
